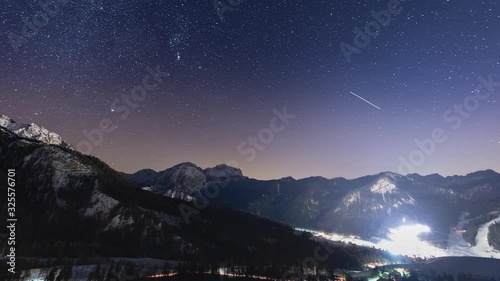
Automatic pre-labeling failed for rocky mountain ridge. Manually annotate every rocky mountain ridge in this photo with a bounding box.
[0,115,73,149]
[123,162,245,198]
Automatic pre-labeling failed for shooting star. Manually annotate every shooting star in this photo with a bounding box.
[349,91,381,110]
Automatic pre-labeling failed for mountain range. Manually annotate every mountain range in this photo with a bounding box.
[124,163,500,246]
[2,115,500,245]
[1,115,500,280]
[0,116,402,279]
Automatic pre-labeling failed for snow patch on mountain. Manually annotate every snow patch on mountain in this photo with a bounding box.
[83,190,119,219]
[162,189,195,201]
[370,177,397,194]
[392,201,403,208]
[401,196,415,205]
[302,197,320,218]
[105,213,135,230]
[343,191,361,208]
[51,150,93,190]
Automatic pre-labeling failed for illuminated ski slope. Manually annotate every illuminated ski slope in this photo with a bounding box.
[298,215,500,259]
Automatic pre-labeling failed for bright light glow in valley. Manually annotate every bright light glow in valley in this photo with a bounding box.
[300,224,446,259]
[377,224,445,257]
[298,217,500,260]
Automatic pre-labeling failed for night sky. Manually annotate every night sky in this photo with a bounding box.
[1,0,499,179]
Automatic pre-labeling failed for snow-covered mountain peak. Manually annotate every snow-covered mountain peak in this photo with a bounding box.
[168,162,204,176]
[204,164,243,179]
[370,177,397,194]
[155,162,207,193]
[0,115,73,149]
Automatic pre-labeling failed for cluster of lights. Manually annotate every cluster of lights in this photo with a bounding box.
[146,272,178,278]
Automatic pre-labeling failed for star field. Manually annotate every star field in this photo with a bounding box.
[1,0,499,179]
